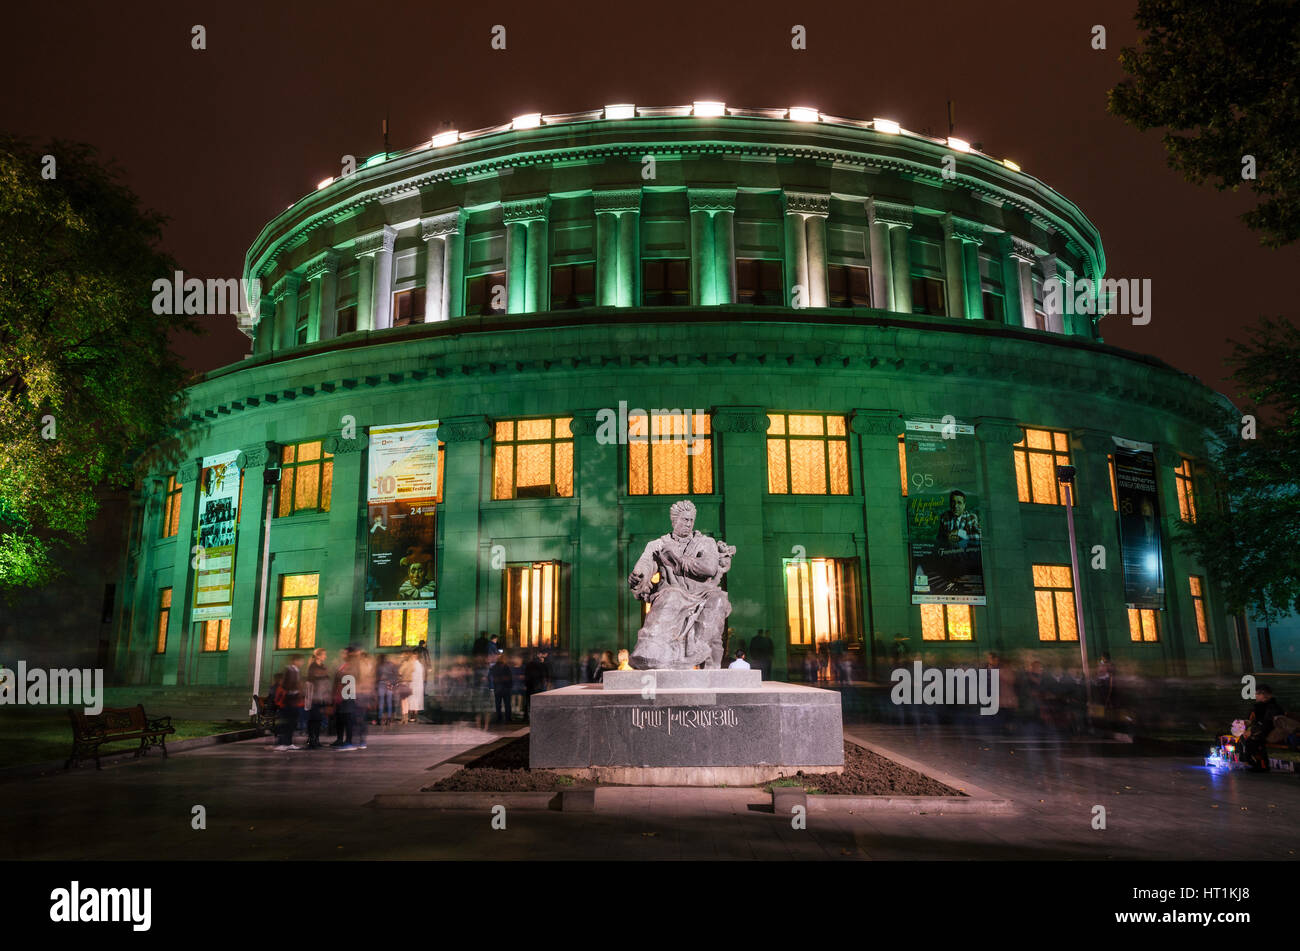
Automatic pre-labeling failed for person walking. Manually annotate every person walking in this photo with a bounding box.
[376,652,400,726]
[491,653,514,723]
[523,648,550,720]
[305,648,332,749]
[274,655,305,751]
[406,650,426,723]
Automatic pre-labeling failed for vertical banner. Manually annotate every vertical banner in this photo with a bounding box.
[365,420,439,611]
[1112,437,1165,609]
[905,419,986,604]
[192,450,241,621]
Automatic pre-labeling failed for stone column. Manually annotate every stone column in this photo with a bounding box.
[851,410,908,681]
[164,460,201,685]
[712,407,771,668]
[596,189,642,308]
[271,273,300,351]
[505,220,527,314]
[354,252,374,332]
[688,189,734,306]
[443,228,465,319]
[784,212,808,307]
[371,225,397,330]
[1010,237,1037,329]
[502,197,549,314]
[785,192,830,308]
[304,252,338,343]
[941,215,967,320]
[961,236,984,320]
[712,209,735,305]
[595,208,619,306]
[435,417,491,653]
[867,217,894,310]
[231,442,277,694]
[570,411,618,656]
[526,217,548,312]
[619,208,641,307]
[421,211,464,322]
[1040,254,1065,334]
[868,200,913,314]
[973,418,1030,656]
[253,294,276,357]
[353,227,396,331]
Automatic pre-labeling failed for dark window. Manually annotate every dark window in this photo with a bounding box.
[335,305,357,335]
[736,259,784,306]
[981,292,1004,324]
[911,277,947,316]
[642,259,690,306]
[295,319,308,345]
[550,263,595,310]
[466,271,507,315]
[392,288,426,326]
[828,265,871,308]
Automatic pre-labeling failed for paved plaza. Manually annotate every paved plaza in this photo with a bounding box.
[1,721,1296,861]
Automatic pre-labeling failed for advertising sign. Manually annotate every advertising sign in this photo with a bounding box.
[365,421,439,611]
[1113,437,1165,609]
[905,419,986,605]
[192,449,241,621]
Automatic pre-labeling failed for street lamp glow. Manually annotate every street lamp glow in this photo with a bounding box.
[787,106,819,123]
[947,136,971,152]
[693,100,726,117]
[316,177,333,190]
[431,130,459,147]
[605,103,636,119]
[1002,158,1021,172]
[872,118,901,134]
[512,113,542,130]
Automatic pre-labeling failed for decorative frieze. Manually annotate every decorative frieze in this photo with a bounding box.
[353,225,397,257]
[593,189,642,214]
[501,196,550,222]
[943,214,986,245]
[867,198,913,229]
[784,191,830,217]
[420,209,465,240]
[687,188,736,213]
[1009,236,1038,264]
[303,251,339,281]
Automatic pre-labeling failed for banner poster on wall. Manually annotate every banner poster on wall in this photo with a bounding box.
[192,449,241,621]
[905,418,986,605]
[1112,436,1165,610]
[365,420,439,611]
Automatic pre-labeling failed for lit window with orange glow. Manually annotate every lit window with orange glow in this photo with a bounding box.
[920,603,973,641]
[899,435,908,496]
[783,557,862,646]
[1127,607,1160,642]
[767,413,850,495]
[1013,428,1070,504]
[156,588,172,654]
[503,561,562,648]
[277,441,334,516]
[1175,458,1197,522]
[1108,454,1118,511]
[161,475,183,538]
[376,608,429,648]
[628,412,712,495]
[1189,576,1209,643]
[492,418,574,500]
[199,618,231,652]
[277,573,319,649]
[1032,565,1077,641]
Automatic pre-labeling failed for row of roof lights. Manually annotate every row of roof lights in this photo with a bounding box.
[310,104,1024,195]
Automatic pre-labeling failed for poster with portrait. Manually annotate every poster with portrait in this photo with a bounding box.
[365,420,439,611]
[904,419,986,605]
[1113,437,1165,609]
[192,449,241,621]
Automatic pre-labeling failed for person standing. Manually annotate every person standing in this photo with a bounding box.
[331,648,359,749]
[274,655,304,751]
[406,650,426,723]
[523,648,550,720]
[728,650,751,670]
[471,631,491,688]
[748,629,773,681]
[491,653,514,724]
[305,648,332,749]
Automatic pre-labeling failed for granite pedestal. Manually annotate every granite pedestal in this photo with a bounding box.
[529,669,844,786]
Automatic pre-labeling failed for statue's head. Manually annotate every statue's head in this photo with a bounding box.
[669,499,696,538]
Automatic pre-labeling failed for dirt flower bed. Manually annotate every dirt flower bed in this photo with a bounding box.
[772,743,961,796]
[425,736,960,796]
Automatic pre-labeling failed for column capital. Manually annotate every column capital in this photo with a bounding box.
[1071,428,1116,457]
[354,224,397,257]
[1154,443,1185,469]
[942,213,986,245]
[270,272,301,300]
[501,196,550,223]
[323,433,366,454]
[973,417,1024,446]
[1008,236,1038,265]
[867,198,913,229]
[236,442,280,469]
[303,251,339,281]
[850,409,905,437]
[784,190,830,217]
[711,405,769,434]
[687,187,736,213]
[176,460,200,484]
[437,416,493,443]
[420,208,465,240]
[568,409,604,437]
[593,188,642,214]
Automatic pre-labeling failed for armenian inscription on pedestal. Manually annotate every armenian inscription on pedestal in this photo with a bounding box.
[630,706,740,733]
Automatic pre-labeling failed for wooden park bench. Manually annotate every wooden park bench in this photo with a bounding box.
[251,694,277,736]
[66,705,175,770]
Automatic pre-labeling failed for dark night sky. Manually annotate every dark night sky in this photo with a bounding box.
[2,0,1293,402]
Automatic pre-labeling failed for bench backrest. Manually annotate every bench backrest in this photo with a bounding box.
[70,705,147,736]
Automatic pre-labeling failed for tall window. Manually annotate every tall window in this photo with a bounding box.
[156,588,172,653]
[1175,458,1197,522]
[550,263,595,310]
[1033,565,1078,641]
[736,259,783,305]
[503,561,562,648]
[898,435,908,495]
[642,259,690,306]
[628,412,712,495]
[982,292,1004,324]
[376,609,429,648]
[392,288,426,327]
[277,441,334,516]
[911,276,947,316]
[493,417,574,499]
[1108,454,1118,510]
[767,413,850,495]
[199,618,230,652]
[161,475,183,538]
[920,603,972,641]
[828,265,871,307]
[783,557,861,646]
[1014,428,1071,504]
[336,304,358,335]
[1128,607,1160,642]
[277,574,319,650]
[466,271,507,315]
[1189,576,1209,643]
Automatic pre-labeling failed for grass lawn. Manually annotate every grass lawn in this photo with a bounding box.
[0,708,252,769]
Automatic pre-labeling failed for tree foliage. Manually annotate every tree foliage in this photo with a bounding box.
[1177,316,1300,621]
[1108,0,1300,247]
[0,136,197,594]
